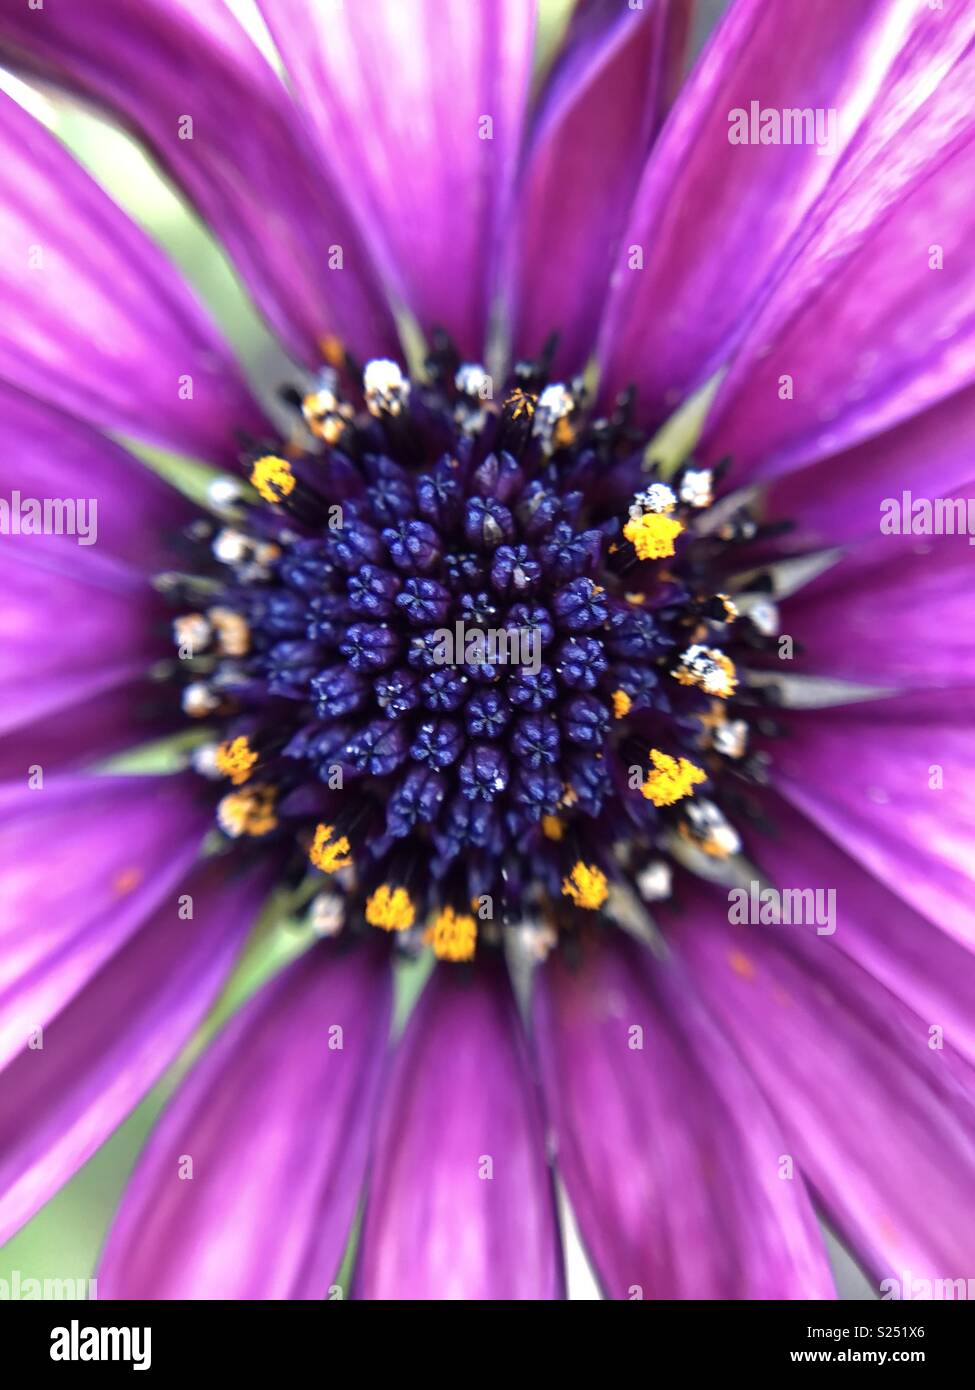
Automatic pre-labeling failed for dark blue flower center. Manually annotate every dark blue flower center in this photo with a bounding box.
[165,340,783,961]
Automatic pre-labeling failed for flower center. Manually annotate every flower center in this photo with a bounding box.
[164,340,784,963]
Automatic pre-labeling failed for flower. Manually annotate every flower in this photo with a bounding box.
[0,0,973,1301]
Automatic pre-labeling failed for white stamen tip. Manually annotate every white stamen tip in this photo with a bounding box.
[182,682,220,718]
[633,483,677,515]
[533,383,574,447]
[712,719,749,759]
[212,528,250,565]
[636,860,673,902]
[364,359,410,416]
[309,891,345,938]
[685,799,741,856]
[191,742,223,778]
[207,476,244,510]
[455,362,491,398]
[679,468,713,508]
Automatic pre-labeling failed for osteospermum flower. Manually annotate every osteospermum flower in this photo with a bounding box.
[0,0,974,1301]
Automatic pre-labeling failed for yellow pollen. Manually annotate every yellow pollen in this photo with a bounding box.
[541,814,564,841]
[425,907,477,962]
[208,606,250,657]
[217,786,277,837]
[624,591,646,605]
[250,455,296,504]
[302,385,352,444]
[612,689,632,720]
[729,949,755,980]
[308,823,353,874]
[112,866,143,896]
[553,416,575,449]
[366,884,415,932]
[215,736,258,786]
[319,334,345,368]
[306,405,344,443]
[173,612,210,655]
[673,648,738,699]
[504,388,537,420]
[696,701,726,749]
[623,512,685,560]
[641,748,707,807]
[561,861,609,910]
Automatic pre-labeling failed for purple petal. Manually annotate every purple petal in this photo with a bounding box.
[259,0,536,357]
[702,52,975,478]
[781,530,975,691]
[0,774,212,1072]
[0,92,268,461]
[765,384,975,550]
[671,881,975,1284]
[771,706,975,948]
[0,387,188,753]
[0,0,397,366]
[506,0,692,376]
[97,942,392,1299]
[743,790,975,1068]
[0,383,192,575]
[356,959,563,1299]
[598,0,975,422]
[0,854,267,1244]
[533,932,833,1298]
[0,675,181,780]
[0,547,165,740]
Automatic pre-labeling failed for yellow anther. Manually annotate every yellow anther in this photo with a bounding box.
[624,591,646,605]
[250,455,296,504]
[172,612,211,656]
[214,735,258,786]
[623,512,685,560]
[672,645,738,699]
[302,380,353,444]
[504,388,537,420]
[208,606,250,657]
[425,906,477,962]
[561,861,609,910]
[541,814,564,841]
[553,416,575,449]
[319,334,345,368]
[303,398,345,444]
[612,689,632,719]
[696,702,726,745]
[217,786,277,837]
[366,884,415,932]
[641,748,707,807]
[309,823,353,874]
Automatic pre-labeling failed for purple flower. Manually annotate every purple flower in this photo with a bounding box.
[0,0,973,1301]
